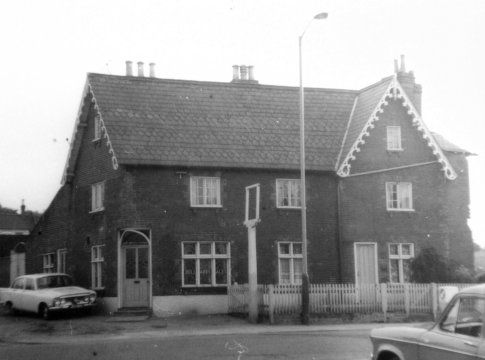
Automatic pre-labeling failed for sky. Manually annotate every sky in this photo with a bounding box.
[0,0,484,245]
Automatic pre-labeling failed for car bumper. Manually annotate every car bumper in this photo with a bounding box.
[48,302,96,311]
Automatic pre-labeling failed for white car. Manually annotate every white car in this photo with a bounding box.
[0,273,96,319]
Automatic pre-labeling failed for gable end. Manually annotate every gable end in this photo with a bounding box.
[337,75,457,180]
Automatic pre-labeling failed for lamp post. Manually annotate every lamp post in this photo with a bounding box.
[299,12,328,325]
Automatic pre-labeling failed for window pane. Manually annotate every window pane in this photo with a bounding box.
[200,243,212,255]
[402,244,411,256]
[279,243,290,255]
[390,259,400,283]
[183,259,196,285]
[125,248,136,279]
[293,259,303,284]
[280,259,290,283]
[200,259,212,285]
[138,247,149,279]
[293,243,302,255]
[389,244,399,256]
[215,259,227,284]
[215,243,227,255]
[402,259,411,282]
[183,243,196,255]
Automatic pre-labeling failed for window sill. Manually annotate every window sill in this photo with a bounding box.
[190,205,223,209]
[276,206,302,211]
[89,208,105,214]
[387,208,415,212]
[92,138,101,143]
[386,148,403,152]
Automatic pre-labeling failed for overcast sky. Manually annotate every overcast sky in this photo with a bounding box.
[0,0,484,245]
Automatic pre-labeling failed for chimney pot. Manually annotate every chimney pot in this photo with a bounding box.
[137,61,145,77]
[232,65,240,81]
[149,62,156,78]
[126,60,133,76]
[248,65,255,81]
[240,65,248,80]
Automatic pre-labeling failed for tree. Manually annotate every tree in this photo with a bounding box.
[410,247,474,283]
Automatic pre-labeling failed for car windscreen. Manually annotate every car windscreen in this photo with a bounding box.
[37,275,73,289]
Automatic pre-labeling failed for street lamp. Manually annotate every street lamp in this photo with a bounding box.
[299,12,328,325]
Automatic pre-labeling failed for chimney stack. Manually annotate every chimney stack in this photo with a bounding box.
[395,55,422,114]
[137,61,145,77]
[20,199,25,215]
[126,60,133,76]
[149,62,156,78]
[231,64,258,84]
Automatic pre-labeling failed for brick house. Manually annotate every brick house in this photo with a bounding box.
[26,60,473,315]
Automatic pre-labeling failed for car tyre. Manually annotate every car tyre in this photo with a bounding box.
[4,302,16,316]
[39,304,51,320]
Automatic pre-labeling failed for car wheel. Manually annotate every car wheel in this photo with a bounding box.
[4,302,16,316]
[39,304,51,320]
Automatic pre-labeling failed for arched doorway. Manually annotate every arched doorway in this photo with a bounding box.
[119,229,151,308]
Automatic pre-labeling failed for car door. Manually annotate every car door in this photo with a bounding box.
[20,277,37,312]
[419,295,483,359]
[9,277,26,311]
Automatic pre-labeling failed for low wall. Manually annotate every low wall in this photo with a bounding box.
[95,295,229,317]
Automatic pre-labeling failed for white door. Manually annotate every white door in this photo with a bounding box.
[122,239,150,307]
[354,243,378,284]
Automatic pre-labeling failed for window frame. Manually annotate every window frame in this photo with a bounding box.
[190,176,222,208]
[42,253,55,273]
[276,179,302,209]
[278,242,303,285]
[181,241,231,287]
[386,182,413,211]
[388,243,414,283]
[91,245,105,289]
[386,126,403,151]
[91,181,105,212]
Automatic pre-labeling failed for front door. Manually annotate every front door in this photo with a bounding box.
[121,231,150,308]
[354,243,378,284]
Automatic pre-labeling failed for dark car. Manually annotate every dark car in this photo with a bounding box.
[371,284,485,359]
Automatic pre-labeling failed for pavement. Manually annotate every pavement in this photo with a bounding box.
[0,312,434,345]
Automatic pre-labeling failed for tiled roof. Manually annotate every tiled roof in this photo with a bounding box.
[432,132,474,155]
[87,74,357,171]
[0,213,35,233]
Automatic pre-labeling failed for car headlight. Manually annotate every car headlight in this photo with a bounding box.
[89,294,96,303]
[53,297,61,307]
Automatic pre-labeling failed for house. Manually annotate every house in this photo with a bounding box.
[26,59,473,316]
[0,202,36,286]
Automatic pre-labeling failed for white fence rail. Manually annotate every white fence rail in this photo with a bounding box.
[227,283,475,322]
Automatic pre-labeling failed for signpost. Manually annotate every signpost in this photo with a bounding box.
[244,183,260,323]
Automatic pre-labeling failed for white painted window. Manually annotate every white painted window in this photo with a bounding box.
[57,249,67,273]
[276,179,301,208]
[91,182,105,212]
[278,242,303,284]
[181,242,230,287]
[94,116,102,140]
[91,245,104,289]
[43,253,55,273]
[387,126,402,150]
[389,243,414,283]
[386,182,413,211]
[190,176,221,207]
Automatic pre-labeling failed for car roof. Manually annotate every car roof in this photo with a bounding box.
[16,273,70,280]
[457,284,485,296]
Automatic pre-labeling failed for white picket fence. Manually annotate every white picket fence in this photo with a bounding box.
[227,283,475,322]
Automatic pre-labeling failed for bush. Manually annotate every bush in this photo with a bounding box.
[410,247,474,283]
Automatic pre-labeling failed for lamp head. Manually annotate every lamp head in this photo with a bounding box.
[314,12,328,20]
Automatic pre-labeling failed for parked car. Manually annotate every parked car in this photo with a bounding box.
[370,284,485,359]
[0,273,96,319]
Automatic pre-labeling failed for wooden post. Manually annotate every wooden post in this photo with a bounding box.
[431,283,438,320]
[269,284,275,324]
[247,222,258,323]
[381,283,388,322]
